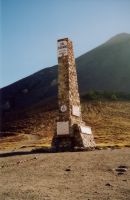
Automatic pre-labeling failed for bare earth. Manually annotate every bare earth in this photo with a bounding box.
[0,148,130,200]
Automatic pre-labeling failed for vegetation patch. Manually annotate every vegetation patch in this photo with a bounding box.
[82,90,130,101]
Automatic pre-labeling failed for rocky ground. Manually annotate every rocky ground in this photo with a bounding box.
[0,148,130,200]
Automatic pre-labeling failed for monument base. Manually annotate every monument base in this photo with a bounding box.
[51,135,74,151]
[51,123,95,151]
[72,123,95,148]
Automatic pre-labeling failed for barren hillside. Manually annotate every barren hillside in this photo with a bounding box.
[0,100,130,151]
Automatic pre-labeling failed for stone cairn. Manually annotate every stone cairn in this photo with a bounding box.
[52,38,95,151]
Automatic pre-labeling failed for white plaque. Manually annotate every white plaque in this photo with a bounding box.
[57,121,69,135]
[72,105,80,117]
[80,125,92,134]
[58,41,68,57]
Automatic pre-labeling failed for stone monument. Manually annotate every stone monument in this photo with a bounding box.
[52,38,95,150]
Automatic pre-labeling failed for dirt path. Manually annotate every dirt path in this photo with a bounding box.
[20,134,42,146]
[0,134,47,151]
[0,148,130,200]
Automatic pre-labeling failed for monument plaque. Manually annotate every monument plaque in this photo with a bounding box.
[72,105,80,117]
[60,105,67,112]
[57,121,69,135]
[80,126,92,134]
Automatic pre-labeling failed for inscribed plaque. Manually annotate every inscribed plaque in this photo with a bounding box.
[57,121,69,135]
[80,126,92,134]
[72,105,80,117]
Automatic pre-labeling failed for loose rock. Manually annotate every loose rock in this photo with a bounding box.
[105,183,112,186]
[116,168,127,172]
[118,165,128,169]
[65,168,71,171]
[117,172,124,176]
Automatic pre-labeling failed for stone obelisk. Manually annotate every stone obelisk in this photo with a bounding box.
[52,38,95,150]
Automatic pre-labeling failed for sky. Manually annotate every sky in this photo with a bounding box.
[1,0,130,88]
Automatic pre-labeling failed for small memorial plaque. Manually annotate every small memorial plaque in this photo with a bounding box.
[60,105,67,112]
[57,121,69,135]
[72,105,80,117]
[80,126,92,134]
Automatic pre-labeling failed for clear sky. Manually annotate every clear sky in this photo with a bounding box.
[1,0,130,88]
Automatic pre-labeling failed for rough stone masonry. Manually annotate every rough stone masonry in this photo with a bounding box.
[52,38,95,150]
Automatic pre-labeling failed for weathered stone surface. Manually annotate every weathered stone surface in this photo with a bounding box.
[52,38,95,150]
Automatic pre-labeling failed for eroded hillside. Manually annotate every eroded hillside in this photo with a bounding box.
[0,101,130,150]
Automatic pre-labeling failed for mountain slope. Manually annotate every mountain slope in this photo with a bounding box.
[0,33,130,112]
[76,33,130,93]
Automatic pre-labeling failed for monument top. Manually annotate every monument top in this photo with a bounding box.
[57,38,69,42]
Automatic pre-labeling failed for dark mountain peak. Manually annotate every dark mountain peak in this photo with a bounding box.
[105,33,130,45]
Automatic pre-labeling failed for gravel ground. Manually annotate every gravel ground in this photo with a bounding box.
[0,148,130,200]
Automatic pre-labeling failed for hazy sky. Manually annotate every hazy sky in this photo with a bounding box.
[1,0,130,87]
